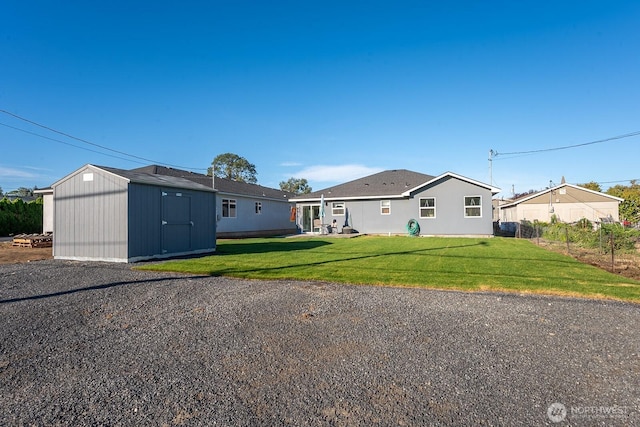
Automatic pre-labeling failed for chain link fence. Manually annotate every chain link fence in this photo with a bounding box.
[496,220,640,278]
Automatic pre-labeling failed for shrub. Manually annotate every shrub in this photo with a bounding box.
[540,220,639,253]
[0,197,43,236]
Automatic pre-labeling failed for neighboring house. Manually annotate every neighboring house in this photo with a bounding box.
[498,183,623,224]
[52,164,216,262]
[34,188,54,234]
[291,169,500,236]
[1,195,38,202]
[132,165,297,238]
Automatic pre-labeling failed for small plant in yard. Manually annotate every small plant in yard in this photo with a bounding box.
[137,236,640,303]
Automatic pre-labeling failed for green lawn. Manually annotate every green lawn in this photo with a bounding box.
[137,236,640,303]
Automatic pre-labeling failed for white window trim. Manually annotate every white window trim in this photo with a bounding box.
[222,198,237,218]
[380,200,391,215]
[464,195,482,218]
[419,197,436,219]
[332,202,345,216]
[255,201,262,215]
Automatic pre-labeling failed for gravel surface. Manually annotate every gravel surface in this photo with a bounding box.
[1,260,639,426]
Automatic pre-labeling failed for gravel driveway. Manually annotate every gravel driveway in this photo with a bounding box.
[1,260,638,426]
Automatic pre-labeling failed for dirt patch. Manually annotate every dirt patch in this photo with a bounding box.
[0,241,53,265]
[534,239,640,281]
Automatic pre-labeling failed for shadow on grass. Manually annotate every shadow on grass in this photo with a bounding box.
[204,241,487,276]
[203,241,639,287]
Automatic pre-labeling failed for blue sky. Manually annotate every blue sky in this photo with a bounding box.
[2,1,639,197]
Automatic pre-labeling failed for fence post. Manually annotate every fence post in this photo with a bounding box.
[610,232,615,273]
[599,226,603,254]
[565,225,570,254]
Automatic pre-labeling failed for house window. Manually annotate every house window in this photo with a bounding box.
[464,196,482,217]
[222,199,236,218]
[419,197,436,218]
[255,202,262,214]
[332,202,345,216]
[380,200,391,215]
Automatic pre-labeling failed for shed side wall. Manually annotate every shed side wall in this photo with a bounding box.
[53,167,128,260]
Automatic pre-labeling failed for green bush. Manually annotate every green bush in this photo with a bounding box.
[0,197,43,236]
[601,223,640,252]
[540,219,639,253]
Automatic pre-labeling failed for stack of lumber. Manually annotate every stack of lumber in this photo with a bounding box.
[11,234,53,248]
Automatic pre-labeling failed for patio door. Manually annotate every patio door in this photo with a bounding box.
[301,205,321,233]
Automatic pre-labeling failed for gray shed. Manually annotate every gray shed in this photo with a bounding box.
[52,164,216,262]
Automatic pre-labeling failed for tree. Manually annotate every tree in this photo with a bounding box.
[578,181,602,192]
[207,153,257,184]
[6,187,34,197]
[607,180,640,223]
[279,177,312,195]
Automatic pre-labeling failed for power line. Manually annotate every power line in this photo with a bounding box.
[0,122,149,165]
[493,130,640,157]
[0,109,207,171]
[596,178,639,185]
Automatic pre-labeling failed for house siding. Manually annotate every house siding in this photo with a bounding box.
[318,176,494,236]
[409,176,493,236]
[499,185,621,223]
[216,194,295,237]
[41,192,54,233]
[502,201,619,223]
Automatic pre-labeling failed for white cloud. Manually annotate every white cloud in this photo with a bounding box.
[0,166,39,179]
[293,164,384,183]
[280,161,303,167]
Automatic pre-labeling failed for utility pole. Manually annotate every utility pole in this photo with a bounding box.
[488,149,497,185]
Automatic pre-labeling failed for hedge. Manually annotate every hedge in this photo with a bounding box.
[0,197,43,236]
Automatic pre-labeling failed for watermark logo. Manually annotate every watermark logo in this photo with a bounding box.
[547,402,567,423]
[547,402,633,423]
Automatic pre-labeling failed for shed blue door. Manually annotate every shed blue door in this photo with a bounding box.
[162,192,192,254]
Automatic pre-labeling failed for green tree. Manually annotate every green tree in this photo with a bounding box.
[6,187,34,197]
[578,181,602,192]
[607,180,640,223]
[279,177,312,195]
[207,153,257,184]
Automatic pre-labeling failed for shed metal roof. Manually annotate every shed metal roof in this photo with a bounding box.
[53,164,216,192]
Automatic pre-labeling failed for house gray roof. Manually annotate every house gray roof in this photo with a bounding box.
[131,165,295,200]
[293,169,436,201]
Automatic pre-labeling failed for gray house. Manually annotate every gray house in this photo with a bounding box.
[52,164,216,262]
[291,169,500,236]
[132,165,297,238]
